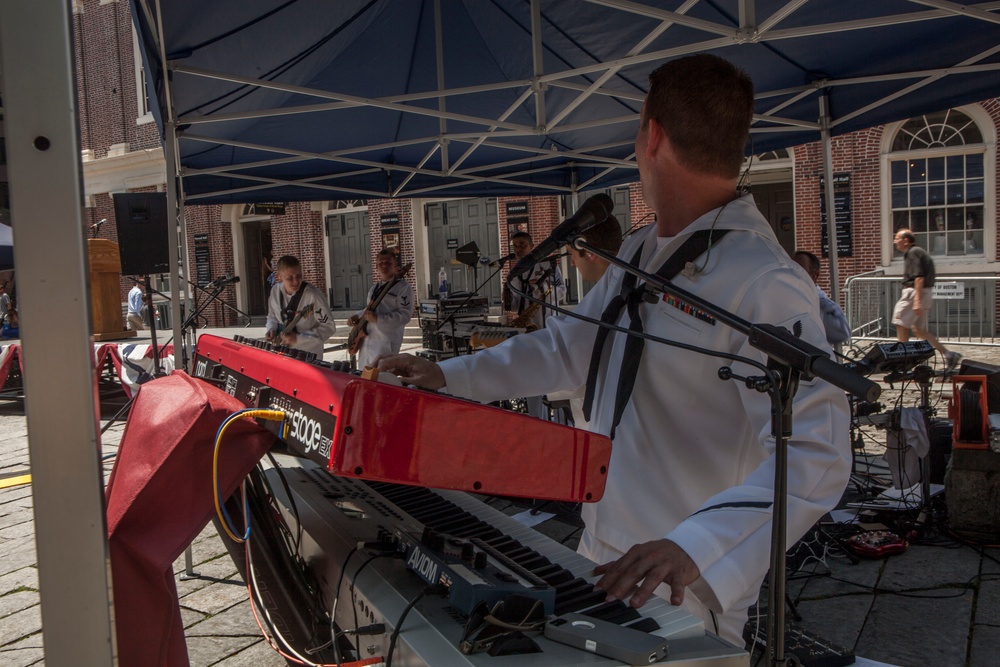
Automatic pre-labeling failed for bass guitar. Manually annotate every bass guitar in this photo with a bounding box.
[347,262,412,356]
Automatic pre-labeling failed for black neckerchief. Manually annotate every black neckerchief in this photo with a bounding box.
[582,228,729,438]
[280,281,308,326]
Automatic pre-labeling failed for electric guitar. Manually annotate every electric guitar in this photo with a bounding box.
[275,303,314,344]
[347,262,412,356]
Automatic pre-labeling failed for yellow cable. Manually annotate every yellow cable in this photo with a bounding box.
[214,409,286,542]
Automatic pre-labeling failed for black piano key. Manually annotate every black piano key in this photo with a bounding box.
[533,564,573,585]
[625,617,662,634]
[554,577,592,597]
[581,600,642,625]
[557,590,609,614]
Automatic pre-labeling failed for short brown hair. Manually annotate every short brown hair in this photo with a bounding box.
[582,213,623,256]
[645,54,754,178]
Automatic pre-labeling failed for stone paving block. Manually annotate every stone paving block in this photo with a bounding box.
[180,579,252,616]
[879,542,982,591]
[185,633,259,667]
[0,567,37,595]
[794,593,872,654]
[212,637,288,667]
[0,591,39,620]
[0,604,42,647]
[185,598,263,637]
[0,539,38,575]
[858,589,971,667]
[181,604,208,629]
[790,555,883,600]
[174,560,242,597]
[0,518,36,541]
[970,623,1000,667]
[0,634,44,667]
[975,575,1000,626]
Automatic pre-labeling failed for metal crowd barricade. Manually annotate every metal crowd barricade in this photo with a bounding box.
[844,272,999,345]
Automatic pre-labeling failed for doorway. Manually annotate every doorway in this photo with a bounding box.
[242,219,272,317]
[426,198,501,304]
[327,210,371,310]
[751,182,795,255]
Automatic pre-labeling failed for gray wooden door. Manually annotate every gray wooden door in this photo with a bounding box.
[751,182,795,256]
[426,198,501,304]
[327,210,370,309]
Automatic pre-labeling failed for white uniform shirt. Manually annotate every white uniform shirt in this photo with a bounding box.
[508,260,566,329]
[265,283,337,357]
[353,279,413,369]
[439,195,851,616]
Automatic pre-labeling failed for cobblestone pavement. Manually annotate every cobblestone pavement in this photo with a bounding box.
[0,333,998,665]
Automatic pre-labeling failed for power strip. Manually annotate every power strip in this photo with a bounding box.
[744,621,855,667]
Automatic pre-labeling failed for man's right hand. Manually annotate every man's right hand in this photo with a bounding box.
[376,354,446,390]
[265,330,275,342]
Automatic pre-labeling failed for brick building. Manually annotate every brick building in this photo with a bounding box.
[70,0,998,334]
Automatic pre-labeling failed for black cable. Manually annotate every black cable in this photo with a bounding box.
[349,553,391,657]
[329,546,359,667]
[385,585,436,667]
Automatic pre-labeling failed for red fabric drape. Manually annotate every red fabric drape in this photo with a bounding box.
[106,371,274,667]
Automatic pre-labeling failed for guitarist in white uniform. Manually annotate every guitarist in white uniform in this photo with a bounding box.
[265,255,336,357]
[348,249,413,370]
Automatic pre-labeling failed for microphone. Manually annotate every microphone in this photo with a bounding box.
[90,218,108,229]
[508,193,614,278]
[210,274,241,287]
[489,253,516,267]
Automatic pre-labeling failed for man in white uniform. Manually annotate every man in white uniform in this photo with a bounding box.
[376,55,850,646]
[265,255,336,357]
[505,231,566,330]
[348,249,413,370]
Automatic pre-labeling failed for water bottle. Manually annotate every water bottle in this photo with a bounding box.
[438,267,449,299]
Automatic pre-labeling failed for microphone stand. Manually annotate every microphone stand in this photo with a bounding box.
[544,234,881,667]
[434,260,509,356]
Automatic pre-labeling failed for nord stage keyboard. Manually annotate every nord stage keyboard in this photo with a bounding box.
[261,454,748,666]
[193,334,611,503]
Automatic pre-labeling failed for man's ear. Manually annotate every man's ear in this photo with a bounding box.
[646,117,665,155]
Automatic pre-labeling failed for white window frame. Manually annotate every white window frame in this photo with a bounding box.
[132,25,153,126]
[880,104,995,266]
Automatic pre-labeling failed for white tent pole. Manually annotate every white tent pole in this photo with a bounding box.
[819,94,842,310]
[153,0,187,372]
[0,0,116,663]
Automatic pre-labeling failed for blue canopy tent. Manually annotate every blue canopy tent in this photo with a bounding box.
[129,0,1000,324]
[131,0,1000,204]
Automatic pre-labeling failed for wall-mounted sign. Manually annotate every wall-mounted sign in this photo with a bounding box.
[505,201,529,216]
[819,172,853,258]
[507,217,529,236]
[243,202,286,216]
[933,282,964,300]
[380,213,401,227]
[446,238,459,249]
[382,227,400,249]
[194,233,212,285]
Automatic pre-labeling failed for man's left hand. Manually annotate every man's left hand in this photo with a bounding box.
[279,331,298,346]
[363,310,378,323]
[593,539,700,608]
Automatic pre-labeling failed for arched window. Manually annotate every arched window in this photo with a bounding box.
[889,109,985,258]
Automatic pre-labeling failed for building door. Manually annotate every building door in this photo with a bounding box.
[751,182,795,255]
[327,210,370,309]
[573,186,633,302]
[242,220,271,317]
[426,198,501,304]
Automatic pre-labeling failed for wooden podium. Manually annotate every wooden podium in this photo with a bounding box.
[88,239,136,341]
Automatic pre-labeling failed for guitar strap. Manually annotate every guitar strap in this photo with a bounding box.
[280,282,309,327]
